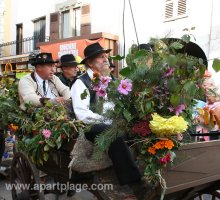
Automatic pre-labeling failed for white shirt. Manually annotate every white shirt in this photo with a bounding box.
[34,72,55,99]
[71,68,113,124]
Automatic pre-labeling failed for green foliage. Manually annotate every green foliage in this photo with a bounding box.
[0,73,86,165]
[92,35,206,185]
[0,74,24,130]
[212,58,220,72]
[20,102,85,165]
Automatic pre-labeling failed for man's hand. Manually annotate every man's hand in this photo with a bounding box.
[55,97,66,104]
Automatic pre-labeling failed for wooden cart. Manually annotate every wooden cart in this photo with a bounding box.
[10,137,220,200]
[163,139,220,200]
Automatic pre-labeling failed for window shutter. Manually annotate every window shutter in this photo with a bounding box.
[165,0,174,20]
[80,4,91,35]
[178,0,186,16]
[50,12,59,41]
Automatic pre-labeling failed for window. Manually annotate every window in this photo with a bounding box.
[61,8,80,39]
[72,8,81,37]
[33,17,46,49]
[62,11,70,38]
[16,24,23,55]
[165,0,187,21]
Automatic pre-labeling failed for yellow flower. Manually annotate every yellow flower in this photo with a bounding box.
[149,113,188,136]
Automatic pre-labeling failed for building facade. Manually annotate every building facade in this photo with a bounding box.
[1,0,220,79]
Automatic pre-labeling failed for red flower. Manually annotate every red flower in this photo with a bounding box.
[132,121,151,136]
[38,141,44,144]
[165,153,171,162]
[61,133,66,139]
[159,157,167,165]
[32,130,39,135]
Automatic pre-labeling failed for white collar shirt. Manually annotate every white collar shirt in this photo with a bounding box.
[34,72,55,99]
[71,68,113,124]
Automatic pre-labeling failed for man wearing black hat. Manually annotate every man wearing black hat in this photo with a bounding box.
[71,43,153,199]
[58,54,79,88]
[139,43,153,69]
[18,53,71,110]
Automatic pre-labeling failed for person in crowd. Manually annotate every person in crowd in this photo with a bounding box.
[139,43,153,69]
[18,53,71,110]
[71,42,154,199]
[58,54,79,88]
[193,70,220,140]
[75,55,86,76]
[0,129,4,165]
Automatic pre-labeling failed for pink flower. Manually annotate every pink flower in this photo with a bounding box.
[93,84,101,92]
[117,79,132,95]
[164,67,174,77]
[175,104,185,116]
[159,157,167,165]
[100,76,111,87]
[169,104,185,116]
[97,87,107,97]
[42,129,52,139]
[168,107,174,112]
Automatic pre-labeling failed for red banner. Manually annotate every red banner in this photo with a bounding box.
[39,38,105,60]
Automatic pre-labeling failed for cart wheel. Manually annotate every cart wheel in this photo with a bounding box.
[192,191,220,200]
[10,151,45,200]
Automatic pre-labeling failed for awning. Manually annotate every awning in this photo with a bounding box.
[0,54,29,65]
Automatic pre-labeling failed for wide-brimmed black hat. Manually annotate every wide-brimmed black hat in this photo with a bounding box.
[30,53,57,66]
[81,42,111,64]
[139,43,153,52]
[60,54,79,67]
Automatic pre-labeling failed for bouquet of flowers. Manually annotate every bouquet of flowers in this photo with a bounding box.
[17,101,85,165]
[0,72,85,165]
[90,36,206,188]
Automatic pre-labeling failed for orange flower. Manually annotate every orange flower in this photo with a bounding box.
[164,140,174,150]
[153,140,166,150]
[148,147,156,155]
[153,142,163,150]
[92,72,100,81]
[9,123,19,131]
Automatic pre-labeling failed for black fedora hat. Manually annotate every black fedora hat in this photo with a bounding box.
[60,54,79,67]
[81,42,111,64]
[30,53,57,66]
[139,43,153,52]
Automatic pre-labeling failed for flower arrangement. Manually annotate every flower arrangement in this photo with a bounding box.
[17,101,85,165]
[0,72,85,166]
[89,36,206,189]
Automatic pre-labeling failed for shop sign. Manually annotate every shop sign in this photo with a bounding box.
[39,38,105,60]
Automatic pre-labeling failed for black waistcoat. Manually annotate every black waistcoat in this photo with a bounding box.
[78,73,98,112]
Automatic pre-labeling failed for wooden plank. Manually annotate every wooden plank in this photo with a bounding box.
[164,140,220,194]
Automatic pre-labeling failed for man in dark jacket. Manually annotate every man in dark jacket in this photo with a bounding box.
[58,54,79,88]
[71,42,153,199]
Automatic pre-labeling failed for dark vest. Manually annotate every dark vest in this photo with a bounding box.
[78,73,98,112]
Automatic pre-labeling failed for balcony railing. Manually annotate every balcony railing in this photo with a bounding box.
[0,35,50,58]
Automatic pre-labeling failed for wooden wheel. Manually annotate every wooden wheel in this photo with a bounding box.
[192,191,220,200]
[10,151,45,200]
